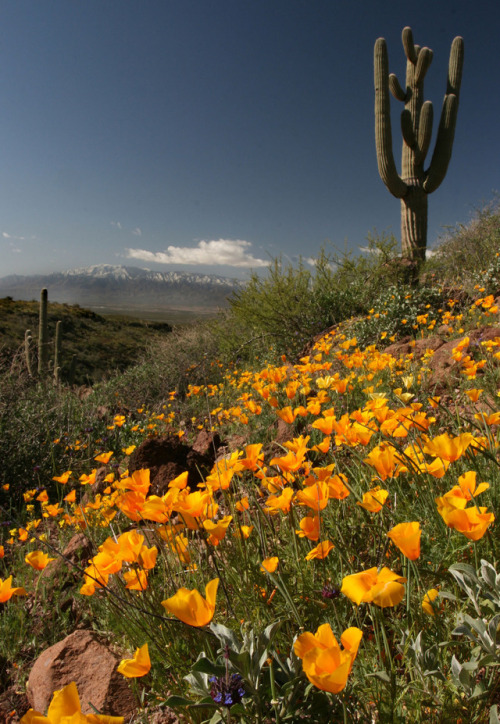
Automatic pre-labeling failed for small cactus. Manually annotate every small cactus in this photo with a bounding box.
[53,320,62,386]
[25,289,68,384]
[374,27,464,265]
[38,288,49,377]
[24,329,34,377]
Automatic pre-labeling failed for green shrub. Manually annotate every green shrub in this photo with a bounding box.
[351,283,450,347]
[424,198,500,292]
[228,233,405,357]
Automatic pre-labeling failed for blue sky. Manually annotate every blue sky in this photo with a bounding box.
[0,0,498,278]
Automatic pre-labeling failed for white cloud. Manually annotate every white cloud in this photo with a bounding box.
[126,239,270,268]
[359,246,382,255]
[2,231,25,241]
[111,221,123,230]
[305,256,337,271]
[131,227,142,236]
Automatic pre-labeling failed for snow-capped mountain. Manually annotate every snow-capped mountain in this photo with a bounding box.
[0,265,243,311]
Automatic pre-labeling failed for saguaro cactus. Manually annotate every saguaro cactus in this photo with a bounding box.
[25,288,67,384]
[374,27,464,264]
[38,288,49,376]
[53,320,62,386]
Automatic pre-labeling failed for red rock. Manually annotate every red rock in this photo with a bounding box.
[128,435,216,495]
[26,630,136,719]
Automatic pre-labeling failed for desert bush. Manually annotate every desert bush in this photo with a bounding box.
[99,318,233,410]
[228,233,405,357]
[0,371,104,508]
[351,282,451,347]
[424,198,500,292]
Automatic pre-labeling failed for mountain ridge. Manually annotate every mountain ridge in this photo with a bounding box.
[0,264,243,310]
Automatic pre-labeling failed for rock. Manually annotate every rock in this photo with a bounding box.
[382,335,445,359]
[275,418,294,447]
[146,706,181,723]
[382,326,500,392]
[26,630,136,719]
[41,533,93,581]
[128,435,217,496]
[191,429,221,457]
[424,326,500,390]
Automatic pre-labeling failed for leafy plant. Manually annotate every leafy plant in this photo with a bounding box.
[444,560,500,719]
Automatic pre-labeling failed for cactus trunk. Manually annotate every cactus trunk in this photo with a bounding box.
[401,183,428,262]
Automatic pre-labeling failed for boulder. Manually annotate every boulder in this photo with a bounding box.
[383,327,500,392]
[26,630,136,719]
[41,533,93,580]
[128,434,219,495]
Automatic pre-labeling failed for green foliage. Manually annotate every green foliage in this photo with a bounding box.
[424,199,500,292]
[228,234,404,357]
[351,282,449,347]
[229,257,327,356]
[442,560,500,720]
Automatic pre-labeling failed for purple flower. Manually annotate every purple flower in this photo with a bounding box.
[321,583,340,600]
[209,673,245,707]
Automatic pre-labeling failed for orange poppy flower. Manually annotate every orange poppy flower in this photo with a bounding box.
[52,470,72,484]
[94,451,114,464]
[117,643,151,678]
[20,681,124,722]
[0,576,27,603]
[295,515,321,541]
[305,540,334,561]
[260,557,279,573]
[162,578,219,627]
[422,432,473,462]
[387,522,421,560]
[356,486,389,513]
[294,624,362,694]
[25,550,55,571]
[422,588,440,616]
[341,566,406,607]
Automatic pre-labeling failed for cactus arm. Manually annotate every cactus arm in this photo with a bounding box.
[68,354,77,386]
[402,27,417,63]
[416,100,433,165]
[423,93,459,193]
[447,36,464,94]
[374,38,408,198]
[415,47,433,83]
[389,73,406,101]
[423,37,463,193]
[401,109,416,149]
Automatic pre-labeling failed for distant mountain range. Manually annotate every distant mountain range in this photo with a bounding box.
[0,264,243,311]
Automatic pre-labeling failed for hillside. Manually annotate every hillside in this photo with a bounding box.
[1,208,500,722]
[0,296,173,385]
